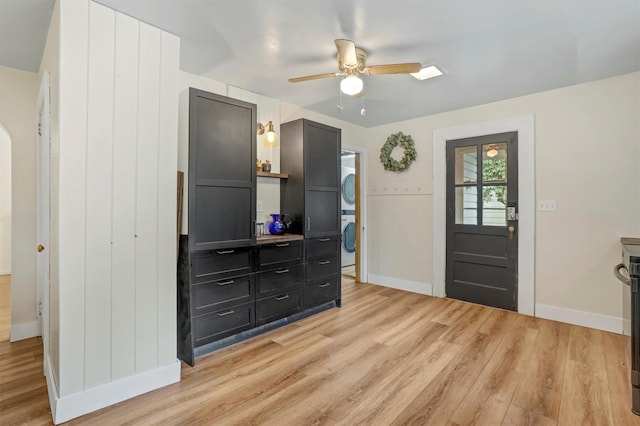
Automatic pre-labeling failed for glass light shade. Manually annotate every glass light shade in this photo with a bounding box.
[340,75,363,95]
[487,148,498,158]
[263,130,278,147]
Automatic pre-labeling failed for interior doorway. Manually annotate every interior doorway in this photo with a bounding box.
[36,72,50,354]
[0,124,11,341]
[340,150,360,281]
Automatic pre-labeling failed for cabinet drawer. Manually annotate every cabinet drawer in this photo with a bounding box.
[258,240,302,269]
[192,247,252,282]
[191,273,254,315]
[256,289,301,326]
[306,276,340,308]
[305,237,340,261]
[257,265,303,296]
[192,301,255,347]
[306,257,340,281]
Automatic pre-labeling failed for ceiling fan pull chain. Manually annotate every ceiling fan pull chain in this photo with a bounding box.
[337,88,344,112]
[361,93,366,116]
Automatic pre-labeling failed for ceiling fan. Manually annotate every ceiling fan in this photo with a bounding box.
[288,39,422,96]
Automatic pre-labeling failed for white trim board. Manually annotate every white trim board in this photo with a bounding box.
[368,274,433,296]
[0,269,10,275]
[432,114,536,315]
[10,320,41,342]
[51,361,181,424]
[535,304,622,334]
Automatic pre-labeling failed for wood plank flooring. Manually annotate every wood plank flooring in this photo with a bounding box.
[1,278,639,425]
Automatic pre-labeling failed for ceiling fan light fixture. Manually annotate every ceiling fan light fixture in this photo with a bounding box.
[410,65,443,81]
[340,75,363,96]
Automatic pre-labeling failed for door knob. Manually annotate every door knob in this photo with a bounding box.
[37,244,45,252]
[508,226,515,240]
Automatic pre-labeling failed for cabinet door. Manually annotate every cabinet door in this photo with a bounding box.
[189,89,256,250]
[304,121,341,237]
[305,122,340,188]
[306,190,340,237]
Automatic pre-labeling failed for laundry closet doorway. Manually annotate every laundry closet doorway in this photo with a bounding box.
[340,150,360,281]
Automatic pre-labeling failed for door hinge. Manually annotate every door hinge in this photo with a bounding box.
[38,123,42,136]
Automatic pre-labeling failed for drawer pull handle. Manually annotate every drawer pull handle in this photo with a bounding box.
[217,280,234,286]
[319,282,331,288]
[216,249,235,255]
[318,238,330,242]
[276,294,290,301]
[275,243,290,247]
[217,310,235,317]
[275,269,290,274]
[318,260,331,265]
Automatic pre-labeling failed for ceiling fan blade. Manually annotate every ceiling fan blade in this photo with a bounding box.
[288,72,341,83]
[364,62,422,75]
[334,39,358,67]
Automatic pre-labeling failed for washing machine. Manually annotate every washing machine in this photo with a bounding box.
[341,166,356,267]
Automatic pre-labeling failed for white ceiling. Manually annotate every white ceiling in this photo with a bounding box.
[2,0,639,127]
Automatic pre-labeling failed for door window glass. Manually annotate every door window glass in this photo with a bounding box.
[482,143,507,182]
[455,146,477,184]
[482,186,507,226]
[455,187,478,225]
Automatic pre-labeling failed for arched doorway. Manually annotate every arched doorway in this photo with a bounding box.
[0,124,12,340]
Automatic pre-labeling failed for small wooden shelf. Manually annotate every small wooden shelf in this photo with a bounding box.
[257,171,289,179]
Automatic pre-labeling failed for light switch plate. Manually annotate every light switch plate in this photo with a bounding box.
[538,200,557,211]
[257,200,263,212]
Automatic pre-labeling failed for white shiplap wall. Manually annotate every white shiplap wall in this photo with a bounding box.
[56,0,180,411]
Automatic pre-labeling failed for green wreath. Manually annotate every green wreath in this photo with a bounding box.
[379,132,417,172]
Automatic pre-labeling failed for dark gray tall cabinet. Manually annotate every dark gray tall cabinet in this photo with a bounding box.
[178,100,343,366]
[178,89,257,366]
[280,119,342,308]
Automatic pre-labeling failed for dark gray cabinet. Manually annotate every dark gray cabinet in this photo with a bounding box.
[179,101,341,365]
[256,240,304,326]
[280,119,342,309]
[188,88,257,250]
[178,89,258,366]
[280,119,341,238]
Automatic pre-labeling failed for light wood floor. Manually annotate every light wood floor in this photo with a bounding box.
[0,274,10,341]
[2,278,639,425]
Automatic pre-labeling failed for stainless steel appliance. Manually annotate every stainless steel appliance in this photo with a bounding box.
[615,238,640,416]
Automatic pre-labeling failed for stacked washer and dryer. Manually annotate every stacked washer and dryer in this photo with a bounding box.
[341,163,356,267]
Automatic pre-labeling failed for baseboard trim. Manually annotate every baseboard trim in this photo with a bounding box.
[52,361,181,424]
[44,354,60,423]
[10,320,40,342]
[0,269,11,275]
[535,303,622,334]
[367,274,433,296]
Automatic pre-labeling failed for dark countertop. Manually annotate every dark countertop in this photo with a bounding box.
[256,234,304,245]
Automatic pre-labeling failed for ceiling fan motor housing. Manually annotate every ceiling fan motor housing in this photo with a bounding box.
[338,47,367,73]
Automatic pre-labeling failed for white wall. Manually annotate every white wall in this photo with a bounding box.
[46,0,180,422]
[0,126,11,275]
[0,66,39,330]
[364,72,640,323]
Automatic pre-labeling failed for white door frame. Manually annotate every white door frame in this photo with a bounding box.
[36,71,51,353]
[432,114,535,316]
[343,144,368,283]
